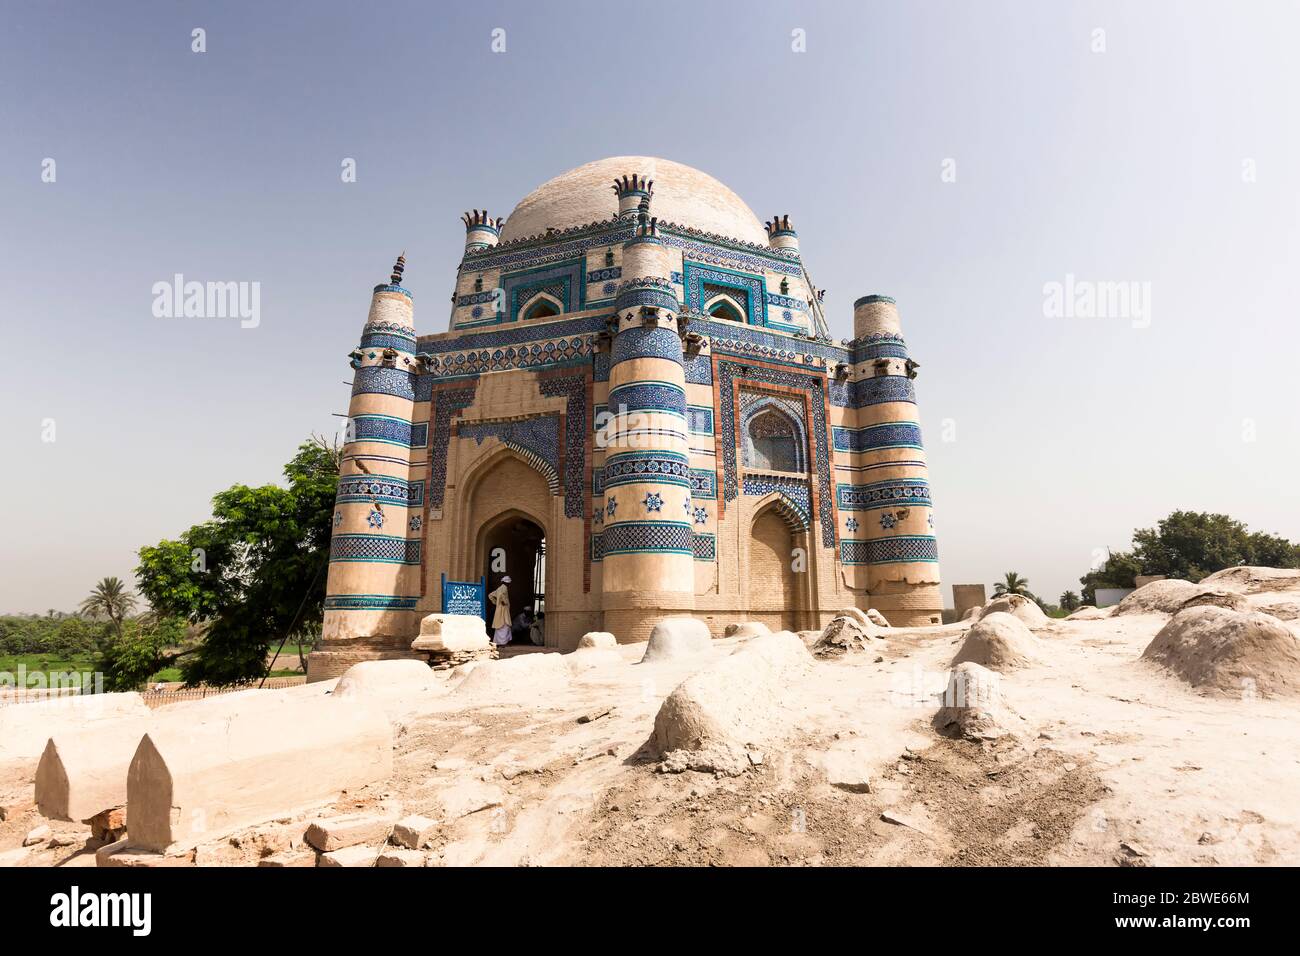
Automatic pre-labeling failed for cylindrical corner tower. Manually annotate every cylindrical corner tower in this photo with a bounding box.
[765,214,800,256]
[461,210,502,253]
[612,174,653,219]
[599,192,695,642]
[851,294,943,626]
[308,255,423,680]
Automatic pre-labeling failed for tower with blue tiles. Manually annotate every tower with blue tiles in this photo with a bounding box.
[308,156,942,679]
[598,185,697,642]
[309,255,425,679]
[840,295,943,625]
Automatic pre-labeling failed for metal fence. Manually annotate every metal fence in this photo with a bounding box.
[143,676,308,708]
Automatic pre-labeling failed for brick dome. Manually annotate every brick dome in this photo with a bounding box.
[498,156,769,247]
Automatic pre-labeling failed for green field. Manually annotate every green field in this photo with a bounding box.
[266,642,309,662]
[0,653,101,688]
[0,653,303,686]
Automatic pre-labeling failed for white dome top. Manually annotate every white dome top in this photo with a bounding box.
[498,156,770,247]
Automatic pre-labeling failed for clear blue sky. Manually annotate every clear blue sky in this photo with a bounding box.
[2,0,1297,613]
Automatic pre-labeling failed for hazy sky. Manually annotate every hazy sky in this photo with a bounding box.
[3,0,1297,613]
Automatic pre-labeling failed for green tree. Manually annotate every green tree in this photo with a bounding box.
[1078,511,1300,602]
[1247,531,1300,568]
[79,577,137,642]
[1128,510,1300,581]
[1079,550,1143,605]
[1059,590,1081,612]
[993,572,1032,597]
[99,615,188,691]
[292,621,322,673]
[135,437,339,686]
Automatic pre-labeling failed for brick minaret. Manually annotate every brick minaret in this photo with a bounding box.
[599,184,695,641]
[308,255,423,680]
[849,294,942,625]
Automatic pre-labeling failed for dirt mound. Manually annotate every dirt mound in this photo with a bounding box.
[653,632,813,775]
[1141,606,1300,698]
[795,629,822,648]
[1117,579,1254,617]
[1251,600,1300,621]
[980,594,1049,627]
[1113,579,1198,615]
[961,605,983,621]
[952,613,1040,672]
[833,608,872,628]
[932,662,1025,741]
[1066,606,1109,620]
[1177,587,1248,613]
[812,614,884,659]
[639,617,712,663]
[335,659,442,699]
[1200,566,1300,594]
[566,650,625,673]
[723,622,770,639]
[833,607,890,628]
[576,632,617,650]
[453,653,571,700]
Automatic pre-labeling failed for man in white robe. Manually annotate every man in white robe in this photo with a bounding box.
[489,575,512,646]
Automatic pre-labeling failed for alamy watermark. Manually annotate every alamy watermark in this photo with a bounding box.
[1043,274,1151,329]
[50,886,151,936]
[152,274,260,328]
[0,665,103,703]
[595,404,676,451]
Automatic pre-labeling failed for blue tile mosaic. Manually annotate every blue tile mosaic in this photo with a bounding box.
[603,450,691,489]
[689,469,717,499]
[692,533,716,561]
[742,474,812,527]
[839,535,939,565]
[611,326,683,366]
[352,366,415,401]
[329,534,422,565]
[832,421,924,453]
[323,594,421,610]
[600,521,693,556]
[336,475,423,508]
[606,381,687,417]
[716,360,835,549]
[458,416,562,494]
[836,478,932,511]
[686,406,714,434]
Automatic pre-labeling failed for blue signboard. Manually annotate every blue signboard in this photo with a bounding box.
[441,573,487,620]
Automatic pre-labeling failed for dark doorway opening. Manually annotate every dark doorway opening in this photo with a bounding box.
[483,515,546,644]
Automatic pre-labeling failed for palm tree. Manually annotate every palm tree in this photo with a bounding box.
[993,571,1031,597]
[80,576,137,642]
[1059,590,1081,612]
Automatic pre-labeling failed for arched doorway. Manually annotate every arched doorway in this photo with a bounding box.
[461,448,555,643]
[748,506,800,631]
[480,513,545,643]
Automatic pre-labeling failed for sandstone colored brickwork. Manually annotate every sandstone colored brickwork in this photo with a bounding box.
[308,157,941,680]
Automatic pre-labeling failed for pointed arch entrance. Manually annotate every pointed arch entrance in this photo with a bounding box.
[461,449,555,643]
[479,512,545,639]
[746,498,809,632]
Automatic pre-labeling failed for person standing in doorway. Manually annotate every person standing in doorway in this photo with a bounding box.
[489,575,512,646]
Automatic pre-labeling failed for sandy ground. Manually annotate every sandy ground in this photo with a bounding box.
[2,607,1297,867]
